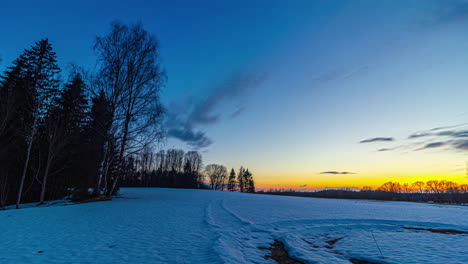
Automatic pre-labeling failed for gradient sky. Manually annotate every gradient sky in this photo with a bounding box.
[2,0,468,189]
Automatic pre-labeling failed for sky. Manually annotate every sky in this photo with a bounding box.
[2,0,468,189]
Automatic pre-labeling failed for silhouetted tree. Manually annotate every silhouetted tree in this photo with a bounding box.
[245,169,255,193]
[14,39,61,209]
[237,166,245,192]
[94,21,165,196]
[205,164,228,190]
[227,168,237,192]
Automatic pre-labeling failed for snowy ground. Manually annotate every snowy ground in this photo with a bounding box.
[1,188,467,264]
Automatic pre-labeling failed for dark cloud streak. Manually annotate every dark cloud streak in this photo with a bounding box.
[166,73,265,149]
[360,137,394,143]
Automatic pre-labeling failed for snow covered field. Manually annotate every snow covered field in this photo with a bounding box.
[1,188,467,264]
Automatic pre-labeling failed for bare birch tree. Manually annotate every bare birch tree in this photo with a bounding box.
[94,22,165,196]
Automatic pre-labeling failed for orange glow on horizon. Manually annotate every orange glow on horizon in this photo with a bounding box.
[255,174,468,190]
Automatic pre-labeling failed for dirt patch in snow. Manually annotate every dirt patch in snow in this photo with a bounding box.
[402,227,468,235]
[74,196,112,204]
[326,237,344,247]
[258,240,305,264]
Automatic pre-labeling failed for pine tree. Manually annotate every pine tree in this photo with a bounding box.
[15,39,61,208]
[237,166,245,192]
[0,57,32,208]
[39,74,88,203]
[245,169,255,193]
[227,168,237,192]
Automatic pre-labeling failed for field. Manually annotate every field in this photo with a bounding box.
[1,188,467,263]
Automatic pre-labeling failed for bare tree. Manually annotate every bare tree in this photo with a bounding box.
[411,181,425,193]
[205,164,228,190]
[94,22,165,196]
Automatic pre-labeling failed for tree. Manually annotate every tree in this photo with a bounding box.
[378,181,402,193]
[94,21,165,196]
[227,168,237,192]
[245,169,255,193]
[15,39,61,208]
[411,181,425,193]
[237,166,245,192]
[205,164,228,190]
[89,90,114,196]
[39,74,88,204]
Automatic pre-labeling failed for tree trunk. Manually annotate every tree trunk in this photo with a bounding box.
[16,114,38,209]
[39,155,52,204]
[94,140,108,196]
[109,114,130,197]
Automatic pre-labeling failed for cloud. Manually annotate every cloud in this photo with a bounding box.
[166,73,265,149]
[377,148,393,152]
[298,184,308,187]
[359,137,394,143]
[167,127,213,149]
[436,129,468,138]
[320,171,356,175]
[188,74,264,126]
[416,142,446,150]
[452,140,468,151]
[229,106,246,119]
[408,133,432,139]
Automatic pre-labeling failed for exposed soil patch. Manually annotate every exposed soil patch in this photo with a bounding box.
[350,258,381,264]
[74,196,112,204]
[403,227,468,235]
[257,240,305,264]
[326,237,344,246]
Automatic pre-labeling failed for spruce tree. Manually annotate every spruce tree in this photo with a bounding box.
[245,169,255,193]
[227,168,237,192]
[237,166,245,192]
[39,74,88,203]
[15,39,61,208]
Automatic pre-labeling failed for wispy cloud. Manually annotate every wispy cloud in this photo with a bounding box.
[360,137,394,143]
[320,171,356,175]
[408,132,432,139]
[229,106,246,119]
[416,142,446,151]
[375,123,468,154]
[166,73,265,149]
[377,148,394,152]
[298,184,308,187]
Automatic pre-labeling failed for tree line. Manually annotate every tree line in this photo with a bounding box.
[120,147,255,193]
[0,21,254,210]
[258,179,468,204]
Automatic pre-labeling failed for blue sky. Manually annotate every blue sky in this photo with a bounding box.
[2,0,468,188]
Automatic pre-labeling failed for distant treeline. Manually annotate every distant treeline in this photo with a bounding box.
[258,180,468,204]
[0,22,253,210]
[120,148,256,193]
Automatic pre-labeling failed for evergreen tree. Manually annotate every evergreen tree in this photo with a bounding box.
[0,56,32,208]
[14,39,61,208]
[40,74,89,203]
[227,168,237,192]
[237,166,245,192]
[245,169,255,193]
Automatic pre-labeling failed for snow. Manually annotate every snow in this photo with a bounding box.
[1,188,467,263]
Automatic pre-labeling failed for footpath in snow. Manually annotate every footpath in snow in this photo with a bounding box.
[1,188,467,264]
